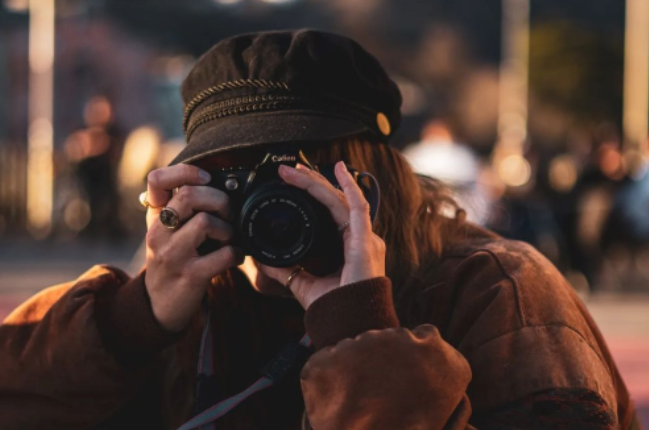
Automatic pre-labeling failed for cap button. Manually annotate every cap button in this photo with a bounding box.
[376,112,391,136]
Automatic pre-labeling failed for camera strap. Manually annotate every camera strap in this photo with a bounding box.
[357,171,381,225]
[175,305,313,430]
[319,166,382,225]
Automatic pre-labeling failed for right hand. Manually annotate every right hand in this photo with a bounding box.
[143,164,243,333]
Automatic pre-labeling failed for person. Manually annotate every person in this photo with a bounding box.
[0,29,641,430]
[65,95,126,240]
[401,118,492,225]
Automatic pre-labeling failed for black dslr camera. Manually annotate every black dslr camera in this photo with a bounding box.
[196,149,380,276]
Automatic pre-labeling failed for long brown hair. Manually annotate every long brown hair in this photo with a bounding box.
[303,136,465,322]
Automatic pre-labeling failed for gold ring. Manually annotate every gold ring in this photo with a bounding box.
[159,207,181,230]
[139,191,162,209]
[285,266,305,289]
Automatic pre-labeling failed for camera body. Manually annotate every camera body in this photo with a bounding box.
[196,149,379,276]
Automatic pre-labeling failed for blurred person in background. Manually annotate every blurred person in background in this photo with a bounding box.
[402,118,493,226]
[0,30,642,430]
[64,95,126,240]
[599,136,649,292]
[565,126,626,290]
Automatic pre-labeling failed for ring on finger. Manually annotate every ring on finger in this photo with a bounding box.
[139,191,163,209]
[285,266,305,289]
[337,221,350,232]
[160,207,181,230]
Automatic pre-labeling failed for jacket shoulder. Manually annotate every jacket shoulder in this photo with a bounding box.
[434,237,618,413]
[74,264,131,284]
[3,264,131,325]
[444,235,549,273]
[442,237,581,330]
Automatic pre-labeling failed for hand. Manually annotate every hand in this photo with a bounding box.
[256,161,386,310]
[143,164,242,332]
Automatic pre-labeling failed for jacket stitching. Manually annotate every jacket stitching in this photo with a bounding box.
[478,248,527,327]
[421,282,446,293]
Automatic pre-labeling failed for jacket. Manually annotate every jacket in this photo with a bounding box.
[0,223,641,430]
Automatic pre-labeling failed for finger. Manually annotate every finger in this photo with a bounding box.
[334,161,372,235]
[145,219,174,253]
[146,207,166,231]
[192,245,243,280]
[174,212,234,249]
[255,263,315,306]
[166,185,231,223]
[146,164,212,208]
[278,164,350,226]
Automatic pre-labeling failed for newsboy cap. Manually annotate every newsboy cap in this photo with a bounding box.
[170,29,402,165]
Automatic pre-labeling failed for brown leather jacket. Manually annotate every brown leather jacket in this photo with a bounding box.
[0,224,640,430]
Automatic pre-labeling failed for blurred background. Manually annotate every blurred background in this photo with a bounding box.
[0,0,648,425]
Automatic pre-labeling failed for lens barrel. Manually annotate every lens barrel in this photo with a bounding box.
[239,182,320,267]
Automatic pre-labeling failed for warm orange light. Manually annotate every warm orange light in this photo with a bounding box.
[549,155,578,192]
[497,154,531,187]
[118,126,161,190]
[26,0,56,238]
[623,0,649,163]
[496,0,530,157]
[599,146,624,180]
[5,0,28,12]
[26,118,53,238]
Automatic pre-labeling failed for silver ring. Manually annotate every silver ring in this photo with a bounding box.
[337,221,350,232]
[159,207,181,230]
[285,266,305,289]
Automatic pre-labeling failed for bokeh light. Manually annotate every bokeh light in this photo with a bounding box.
[259,0,297,4]
[118,126,161,190]
[4,0,28,12]
[496,154,531,187]
[213,0,243,5]
[549,154,578,192]
[63,198,91,233]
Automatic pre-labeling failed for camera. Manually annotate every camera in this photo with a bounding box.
[195,148,380,276]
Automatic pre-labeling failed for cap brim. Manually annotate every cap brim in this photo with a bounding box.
[169,111,370,165]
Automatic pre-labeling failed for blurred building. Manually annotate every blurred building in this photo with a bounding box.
[0,4,187,238]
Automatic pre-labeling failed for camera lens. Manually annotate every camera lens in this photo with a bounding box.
[239,182,318,267]
[257,206,302,249]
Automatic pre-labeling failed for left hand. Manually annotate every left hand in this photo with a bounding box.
[255,161,386,310]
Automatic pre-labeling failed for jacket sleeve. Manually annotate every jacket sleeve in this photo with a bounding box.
[299,274,620,430]
[300,277,475,430]
[0,264,179,430]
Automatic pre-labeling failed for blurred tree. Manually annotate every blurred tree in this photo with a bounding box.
[529,21,623,128]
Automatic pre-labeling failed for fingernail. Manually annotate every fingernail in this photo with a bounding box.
[199,170,211,183]
[296,163,308,170]
[338,161,348,172]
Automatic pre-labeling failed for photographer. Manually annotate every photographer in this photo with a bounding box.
[0,30,641,430]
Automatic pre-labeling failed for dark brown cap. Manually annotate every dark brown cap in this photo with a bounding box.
[170,29,402,165]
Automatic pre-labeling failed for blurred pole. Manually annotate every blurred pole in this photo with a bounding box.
[494,0,531,188]
[26,0,55,237]
[623,0,649,174]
